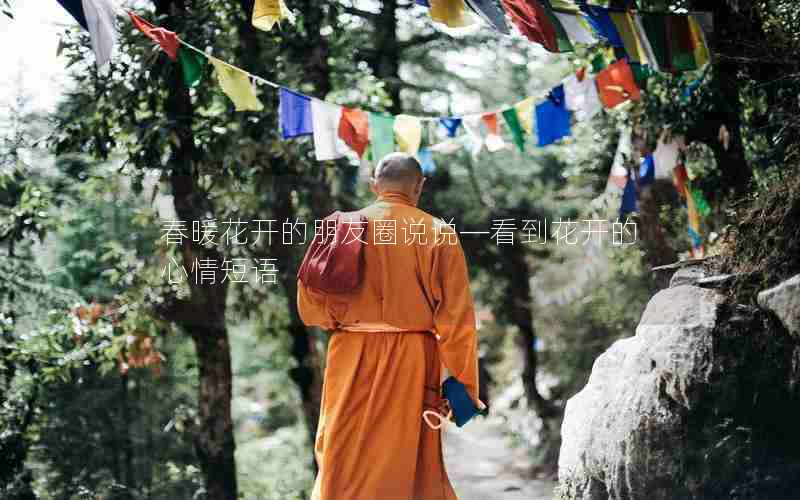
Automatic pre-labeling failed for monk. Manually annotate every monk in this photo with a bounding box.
[297,152,483,500]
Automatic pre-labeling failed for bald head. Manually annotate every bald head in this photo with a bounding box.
[371,152,427,204]
[374,153,423,187]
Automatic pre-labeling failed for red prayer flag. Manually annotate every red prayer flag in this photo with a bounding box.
[500,0,559,52]
[338,108,370,158]
[596,59,641,109]
[673,162,689,196]
[128,11,180,61]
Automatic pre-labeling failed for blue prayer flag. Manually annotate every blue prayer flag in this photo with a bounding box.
[439,118,462,138]
[279,87,313,140]
[639,154,655,187]
[57,0,88,30]
[418,148,436,175]
[620,171,638,219]
[580,5,624,48]
[536,85,571,147]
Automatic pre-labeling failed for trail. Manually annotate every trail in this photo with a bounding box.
[442,414,556,500]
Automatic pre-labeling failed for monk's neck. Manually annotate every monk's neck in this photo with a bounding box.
[376,190,416,207]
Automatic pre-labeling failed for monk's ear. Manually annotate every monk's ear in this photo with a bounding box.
[369,179,379,195]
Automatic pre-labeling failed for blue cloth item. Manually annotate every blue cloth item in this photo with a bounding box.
[279,87,313,139]
[57,0,88,30]
[536,84,572,147]
[639,154,655,187]
[418,148,436,175]
[580,5,624,48]
[442,376,480,428]
[620,171,638,219]
[416,0,429,6]
[439,118,462,138]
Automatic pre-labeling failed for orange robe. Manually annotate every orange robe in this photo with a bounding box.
[298,189,480,500]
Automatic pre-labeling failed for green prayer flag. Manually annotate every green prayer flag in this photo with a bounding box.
[501,108,526,153]
[630,63,653,88]
[640,14,671,71]
[691,188,711,217]
[178,47,206,88]
[368,112,395,164]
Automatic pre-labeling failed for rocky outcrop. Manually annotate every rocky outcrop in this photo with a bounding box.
[558,285,723,499]
[558,276,800,500]
[757,273,800,338]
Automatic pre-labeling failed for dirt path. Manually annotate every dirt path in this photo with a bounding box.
[442,415,556,500]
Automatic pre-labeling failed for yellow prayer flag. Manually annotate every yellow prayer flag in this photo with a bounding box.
[429,0,474,28]
[252,0,294,31]
[689,16,710,67]
[514,97,535,135]
[609,12,649,66]
[394,115,423,155]
[210,58,264,112]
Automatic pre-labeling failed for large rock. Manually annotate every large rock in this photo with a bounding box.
[558,285,724,500]
[757,274,800,338]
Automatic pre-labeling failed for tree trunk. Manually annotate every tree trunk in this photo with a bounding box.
[154,1,238,498]
[686,0,766,197]
[193,326,238,500]
[502,243,557,418]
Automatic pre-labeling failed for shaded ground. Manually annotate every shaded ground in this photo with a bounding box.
[443,414,556,500]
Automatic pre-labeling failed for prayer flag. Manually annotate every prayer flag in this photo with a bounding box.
[692,187,711,217]
[596,59,641,109]
[252,0,294,31]
[369,113,396,163]
[514,97,535,134]
[639,13,671,71]
[394,115,423,155]
[502,108,526,152]
[535,84,571,147]
[689,15,710,67]
[177,47,206,87]
[500,0,572,53]
[609,11,655,67]
[57,0,88,30]
[440,118,462,138]
[668,14,698,71]
[279,87,313,138]
[211,58,263,112]
[639,154,655,187]
[580,5,624,47]
[619,170,638,219]
[129,11,180,61]
[311,100,349,161]
[429,0,475,28]
[338,107,370,158]
[418,148,437,175]
[553,11,597,45]
[465,0,510,34]
[462,115,485,157]
[653,130,684,179]
[83,0,118,67]
[481,113,507,152]
[564,71,602,121]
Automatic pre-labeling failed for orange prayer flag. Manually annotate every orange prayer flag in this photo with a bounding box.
[481,112,499,134]
[338,108,370,158]
[128,11,180,61]
[596,59,641,109]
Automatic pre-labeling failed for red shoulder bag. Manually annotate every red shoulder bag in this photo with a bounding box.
[297,211,368,294]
